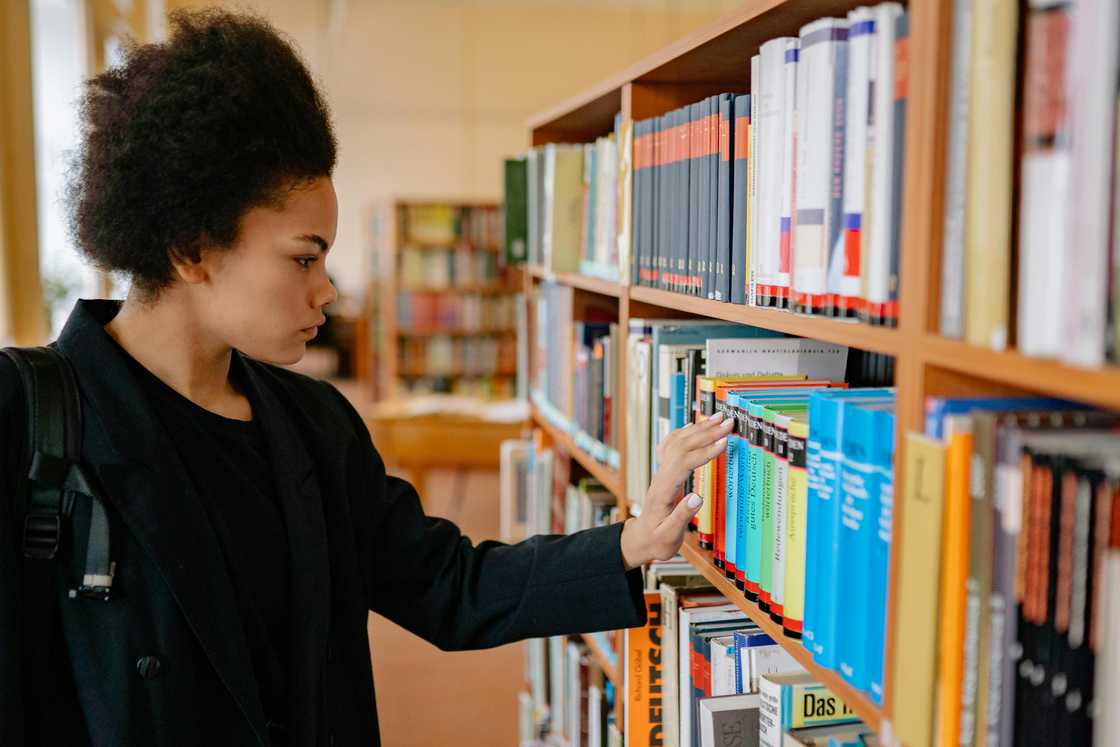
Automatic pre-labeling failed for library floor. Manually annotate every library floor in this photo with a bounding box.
[365,466,522,746]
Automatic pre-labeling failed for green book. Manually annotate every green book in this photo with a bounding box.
[503,156,528,265]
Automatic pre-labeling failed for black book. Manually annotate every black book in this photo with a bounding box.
[730,94,749,305]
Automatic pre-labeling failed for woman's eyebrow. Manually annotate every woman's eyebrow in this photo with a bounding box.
[295,233,329,253]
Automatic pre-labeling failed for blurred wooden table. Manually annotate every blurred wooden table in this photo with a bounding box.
[362,399,526,502]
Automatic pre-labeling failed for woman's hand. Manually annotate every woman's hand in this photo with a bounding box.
[619,411,735,570]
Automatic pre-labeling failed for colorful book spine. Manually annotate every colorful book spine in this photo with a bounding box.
[784,416,810,637]
[866,407,895,702]
[841,6,875,319]
[732,94,751,306]
[777,38,800,310]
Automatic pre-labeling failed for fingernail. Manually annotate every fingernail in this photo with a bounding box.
[708,412,724,422]
[716,437,728,449]
[686,493,703,509]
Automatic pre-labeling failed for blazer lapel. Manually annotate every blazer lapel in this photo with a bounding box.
[237,356,332,745]
[57,301,269,744]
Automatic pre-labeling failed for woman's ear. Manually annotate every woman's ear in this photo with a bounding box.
[169,248,212,285]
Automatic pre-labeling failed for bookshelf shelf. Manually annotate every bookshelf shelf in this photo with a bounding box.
[920,335,1120,411]
[628,286,902,355]
[580,633,620,686]
[528,265,623,298]
[679,533,883,733]
[397,327,516,337]
[530,404,626,502]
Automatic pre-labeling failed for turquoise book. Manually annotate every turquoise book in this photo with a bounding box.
[866,407,895,703]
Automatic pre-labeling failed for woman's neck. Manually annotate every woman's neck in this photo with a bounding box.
[104,290,247,417]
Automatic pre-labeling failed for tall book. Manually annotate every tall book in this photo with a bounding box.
[793,17,848,317]
[962,0,1017,350]
[626,592,665,746]
[890,433,948,747]
[777,37,800,311]
[503,157,528,265]
[731,94,750,305]
[939,0,973,338]
[1016,0,1072,357]
[841,6,875,319]
[756,38,797,308]
[749,56,762,306]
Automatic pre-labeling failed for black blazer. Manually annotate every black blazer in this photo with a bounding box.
[0,299,646,746]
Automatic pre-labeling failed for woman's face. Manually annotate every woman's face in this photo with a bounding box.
[187,176,339,365]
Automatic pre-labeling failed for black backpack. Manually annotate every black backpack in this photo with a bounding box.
[2,346,114,740]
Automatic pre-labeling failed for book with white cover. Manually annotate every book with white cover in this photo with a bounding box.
[864,3,903,325]
[749,55,761,306]
[793,17,849,316]
[842,6,875,319]
[756,39,797,308]
[940,0,973,339]
[778,37,800,309]
[704,337,849,381]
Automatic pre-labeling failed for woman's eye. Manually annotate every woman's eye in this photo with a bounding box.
[295,257,317,269]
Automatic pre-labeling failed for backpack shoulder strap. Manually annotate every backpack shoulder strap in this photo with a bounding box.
[1,346,79,560]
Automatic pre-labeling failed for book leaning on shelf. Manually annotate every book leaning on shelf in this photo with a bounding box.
[630,3,908,328]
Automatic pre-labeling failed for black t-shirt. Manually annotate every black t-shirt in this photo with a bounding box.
[121,349,291,727]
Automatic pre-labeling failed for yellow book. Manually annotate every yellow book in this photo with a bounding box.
[936,416,972,746]
[783,416,810,635]
[891,433,948,747]
[963,0,1019,350]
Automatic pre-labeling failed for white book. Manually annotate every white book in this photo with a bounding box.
[543,144,556,271]
[843,6,875,316]
[500,439,533,542]
[778,37,800,307]
[566,641,582,744]
[941,0,973,339]
[1063,0,1120,367]
[698,694,763,747]
[749,644,805,693]
[756,39,797,307]
[1094,550,1120,747]
[864,3,903,320]
[711,636,739,696]
[549,636,566,739]
[627,335,652,512]
[519,691,536,744]
[528,638,549,712]
[749,54,762,306]
[794,17,849,314]
[588,684,602,747]
[704,337,848,381]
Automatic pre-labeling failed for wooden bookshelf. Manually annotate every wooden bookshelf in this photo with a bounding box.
[518,0,1120,741]
[528,265,623,298]
[377,199,519,401]
[680,533,882,732]
[580,633,620,686]
[531,403,626,502]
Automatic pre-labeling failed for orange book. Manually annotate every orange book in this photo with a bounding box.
[626,592,664,746]
[936,416,971,747]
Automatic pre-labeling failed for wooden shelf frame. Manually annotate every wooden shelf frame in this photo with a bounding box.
[521,0,1120,738]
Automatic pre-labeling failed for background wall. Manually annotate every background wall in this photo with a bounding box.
[169,0,747,296]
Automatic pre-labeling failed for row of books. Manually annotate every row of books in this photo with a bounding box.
[398,246,503,291]
[892,397,1120,747]
[506,114,629,281]
[683,382,898,707]
[631,3,908,327]
[400,203,502,250]
[398,335,515,378]
[395,291,516,334]
[624,319,896,514]
[531,281,622,466]
[939,0,1120,366]
[521,636,618,747]
[626,564,878,747]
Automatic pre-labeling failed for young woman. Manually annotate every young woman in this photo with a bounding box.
[0,10,733,746]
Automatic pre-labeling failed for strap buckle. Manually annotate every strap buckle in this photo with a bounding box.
[23,511,62,560]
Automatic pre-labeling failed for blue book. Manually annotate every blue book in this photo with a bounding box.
[670,370,687,430]
[732,629,776,693]
[866,407,895,703]
[804,389,894,668]
[836,400,895,692]
[924,395,1075,439]
[725,392,743,582]
[644,321,784,473]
